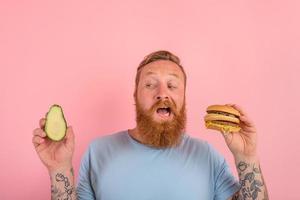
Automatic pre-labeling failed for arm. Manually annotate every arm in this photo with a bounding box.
[50,167,77,200]
[221,104,269,200]
[32,118,77,200]
[229,157,269,200]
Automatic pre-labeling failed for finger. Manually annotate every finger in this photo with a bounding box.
[225,103,235,107]
[225,104,256,130]
[239,121,257,133]
[231,104,249,117]
[225,103,247,117]
[39,118,46,129]
[32,135,45,147]
[240,115,255,127]
[230,104,256,127]
[64,126,75,147]
[220,129,234,146]
[32,128,47,137]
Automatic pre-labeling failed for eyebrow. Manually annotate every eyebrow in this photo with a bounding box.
[145,71,179,78]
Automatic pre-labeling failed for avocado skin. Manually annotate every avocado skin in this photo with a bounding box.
[44,104,68,141]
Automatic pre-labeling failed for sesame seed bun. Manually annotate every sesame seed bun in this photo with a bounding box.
[206,105,241,117]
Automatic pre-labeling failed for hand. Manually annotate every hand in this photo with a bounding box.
[32,118,75,172]
[222,104,258,161]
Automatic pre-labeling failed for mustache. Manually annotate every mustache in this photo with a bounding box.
[149,99,178,115]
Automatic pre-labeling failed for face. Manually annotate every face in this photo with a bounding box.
[136,60,185,121]
[134,60,186,148]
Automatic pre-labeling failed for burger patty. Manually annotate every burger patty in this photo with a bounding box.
[210,120,240,127]
[207,110,239,118]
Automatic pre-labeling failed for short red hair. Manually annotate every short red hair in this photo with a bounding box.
[134,50,187,99]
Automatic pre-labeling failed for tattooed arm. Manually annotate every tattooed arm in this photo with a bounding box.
[32,118,77,199]
[229,157,269,200]
[219,104,269,200]
[50,167,77,200]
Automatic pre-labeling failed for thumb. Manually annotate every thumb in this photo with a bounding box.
[221,130,233,147]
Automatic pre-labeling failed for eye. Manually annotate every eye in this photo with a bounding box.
[168,84,177,89]
[145,82,156,89]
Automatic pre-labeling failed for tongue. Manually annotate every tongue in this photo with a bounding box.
[157,108,169,116]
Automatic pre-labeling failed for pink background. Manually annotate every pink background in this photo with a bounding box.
[1,0,299,199]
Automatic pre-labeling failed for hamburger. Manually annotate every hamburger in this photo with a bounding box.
[204,105,241,133]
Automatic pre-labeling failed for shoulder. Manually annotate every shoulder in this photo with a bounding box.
[90,130,127,145]
[182,133,225,162]
[182,133,211,153]
[86,130,129,154]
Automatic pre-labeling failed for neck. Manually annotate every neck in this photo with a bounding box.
[128,127,143,143]
[128,126,185,149]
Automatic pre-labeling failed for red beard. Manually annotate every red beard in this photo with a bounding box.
[135,98,186,148]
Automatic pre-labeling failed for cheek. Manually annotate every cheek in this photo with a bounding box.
[176,98,184,111]
[137,91,153,109]
[173,93,185,109]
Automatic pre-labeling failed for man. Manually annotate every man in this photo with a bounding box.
[32,50,268,200]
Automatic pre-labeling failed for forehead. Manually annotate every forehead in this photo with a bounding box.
[139,60,185,80]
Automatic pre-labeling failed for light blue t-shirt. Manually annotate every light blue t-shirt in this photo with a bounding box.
[77,130,240,200]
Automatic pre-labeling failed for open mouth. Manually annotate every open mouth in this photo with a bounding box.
[156,107,171,118]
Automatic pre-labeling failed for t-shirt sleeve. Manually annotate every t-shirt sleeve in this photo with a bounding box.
[76,145,96,200]
[208,144,241,200]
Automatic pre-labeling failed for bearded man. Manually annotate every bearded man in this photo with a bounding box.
[33,50,268,200]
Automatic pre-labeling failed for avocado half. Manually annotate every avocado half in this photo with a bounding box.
[45,104,67,141]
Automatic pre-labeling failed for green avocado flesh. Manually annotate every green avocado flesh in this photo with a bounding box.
[45,105,67,141]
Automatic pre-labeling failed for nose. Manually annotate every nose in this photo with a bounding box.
[155,84,169,100]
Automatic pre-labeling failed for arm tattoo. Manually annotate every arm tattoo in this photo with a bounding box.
[232,161,269,200]
[51,168,76,200]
